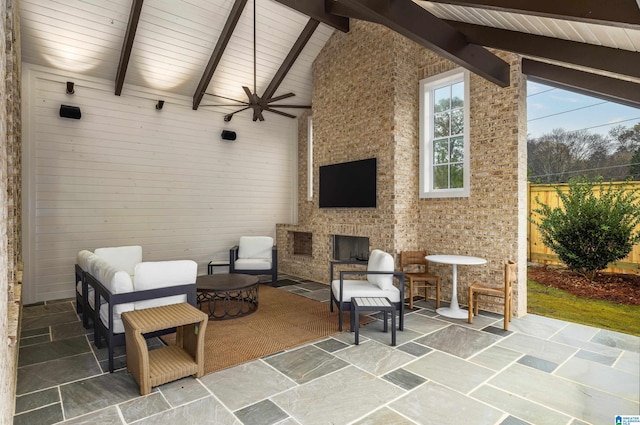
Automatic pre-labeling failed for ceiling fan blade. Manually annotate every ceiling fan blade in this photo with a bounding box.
[257,108,265,121]
[265,107,296,119]
[243,86,255,102]
[264,104,311,109]
[204,93,247,104]
[266,93,295,103]
[200,103,249,107]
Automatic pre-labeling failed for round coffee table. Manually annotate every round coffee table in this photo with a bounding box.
[196,274,259,320]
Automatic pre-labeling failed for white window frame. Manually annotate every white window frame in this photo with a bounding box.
[307,116,313,201]
[419,68,470,198]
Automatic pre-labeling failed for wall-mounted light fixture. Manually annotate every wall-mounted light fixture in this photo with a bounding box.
[155,100,164,110]
[66,81,75,95]
[221,130,237,141]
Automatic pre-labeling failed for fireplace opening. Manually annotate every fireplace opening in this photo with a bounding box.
[333,235,370,261]
[292,231,312,257]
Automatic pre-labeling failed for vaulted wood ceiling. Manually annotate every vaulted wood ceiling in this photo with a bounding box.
[19,0,640,120]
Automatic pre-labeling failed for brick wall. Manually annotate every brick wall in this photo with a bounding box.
[1,0,22,421]
[276,20,527,315]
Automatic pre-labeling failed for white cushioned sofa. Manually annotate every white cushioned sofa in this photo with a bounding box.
[229,236,278,284]
[77,245,197,372]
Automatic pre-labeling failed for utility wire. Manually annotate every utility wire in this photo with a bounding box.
[526,87,556,98]
[529,162,640,179]
[529,117,640,137]
[528,101,608,122]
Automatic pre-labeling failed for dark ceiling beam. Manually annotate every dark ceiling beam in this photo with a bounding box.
[272,0,349,32]
[522,59,640,108]
[261,19,320,101]
[115,0,144,96]
[192,0,248,110]
[329,0,510,87]
[446,21,640,80]
[425,0,640,28]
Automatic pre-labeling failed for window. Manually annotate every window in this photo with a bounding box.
[307,117,313,201]
[419,68,470,198]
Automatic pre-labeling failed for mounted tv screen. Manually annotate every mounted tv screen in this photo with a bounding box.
[319,158,377,208]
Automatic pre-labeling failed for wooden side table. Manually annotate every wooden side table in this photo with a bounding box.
[122,303,208,395]
[351,297,396,346]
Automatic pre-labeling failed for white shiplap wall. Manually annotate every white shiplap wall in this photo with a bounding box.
[22,64,297,303]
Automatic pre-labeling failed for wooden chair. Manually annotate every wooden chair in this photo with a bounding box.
[468,260,516,330]
[399,251,440,310]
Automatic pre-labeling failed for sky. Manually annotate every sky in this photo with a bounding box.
[526,81,640,140]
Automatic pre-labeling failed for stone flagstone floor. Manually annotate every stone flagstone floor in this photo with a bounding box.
[13,275,640,425]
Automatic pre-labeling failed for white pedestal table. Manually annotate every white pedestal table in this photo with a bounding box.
[425,254,487,319]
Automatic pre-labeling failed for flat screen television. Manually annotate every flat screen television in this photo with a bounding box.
[319,158,377,208]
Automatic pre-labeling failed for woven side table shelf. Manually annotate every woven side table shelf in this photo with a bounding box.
[122,303,208,395]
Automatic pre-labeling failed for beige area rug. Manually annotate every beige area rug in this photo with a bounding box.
[162,284,373,375]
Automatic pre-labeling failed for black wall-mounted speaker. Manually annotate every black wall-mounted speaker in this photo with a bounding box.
[221,130,237,141]
[59,105,81,119]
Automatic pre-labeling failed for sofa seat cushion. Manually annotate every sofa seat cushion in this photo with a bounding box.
[238,236,273,260]
[94,245,142,277]
[331,279,400,303]
[99,303,127,334]
[234,258,272,271]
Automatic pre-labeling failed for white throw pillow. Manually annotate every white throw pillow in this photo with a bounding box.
[367,249,395,290]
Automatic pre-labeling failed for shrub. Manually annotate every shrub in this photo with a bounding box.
[531,177,640,281]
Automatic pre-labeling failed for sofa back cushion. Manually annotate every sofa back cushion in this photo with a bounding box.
[367,249,395,290]
[133,260,197,311]
[94,245,142,277]
[91,256,135,295]
[238,236,273,260]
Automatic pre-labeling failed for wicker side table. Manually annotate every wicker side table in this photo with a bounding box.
[122,303,208,395]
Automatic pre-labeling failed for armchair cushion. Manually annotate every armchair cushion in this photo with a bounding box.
[331,279,401,303]
[238,236,273,260]
[76,250,95,294]
[94,245,142,277]
[367,249,395,290]
[234,258,272,270]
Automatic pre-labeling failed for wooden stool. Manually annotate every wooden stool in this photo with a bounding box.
[351,297,396,346]
[122,303,208,395]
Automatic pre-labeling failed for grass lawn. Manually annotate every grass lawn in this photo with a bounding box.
[527,279,640,337]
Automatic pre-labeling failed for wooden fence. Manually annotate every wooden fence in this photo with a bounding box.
[528,182,640,275]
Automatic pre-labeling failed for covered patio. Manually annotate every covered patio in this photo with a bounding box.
[13,276,640,424]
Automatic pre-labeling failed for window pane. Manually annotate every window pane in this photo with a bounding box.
[433,139,449,164]
[434,112,450,138]
[450,163,464,188]
[433,86,450,113]
[451,109,463,135]
[450,137,464,162]
[451,82,464,108]
[433,165,449,189]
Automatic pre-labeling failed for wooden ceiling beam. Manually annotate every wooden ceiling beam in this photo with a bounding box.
[262,19,320,101]
[425,0,640,28]
[522,59,640,108]
[115,0,144,96]
[447,21,640,80]
[330,0,510,87]
[192,0,248,110]
[273,0,349,32]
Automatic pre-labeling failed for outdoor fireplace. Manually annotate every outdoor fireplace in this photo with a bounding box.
[333,235,370,261]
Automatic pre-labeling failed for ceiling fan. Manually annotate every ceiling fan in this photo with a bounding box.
[201,0,310,122]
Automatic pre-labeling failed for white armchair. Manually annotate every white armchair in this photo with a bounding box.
[229,236,278,284]
[330,249,405,331]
